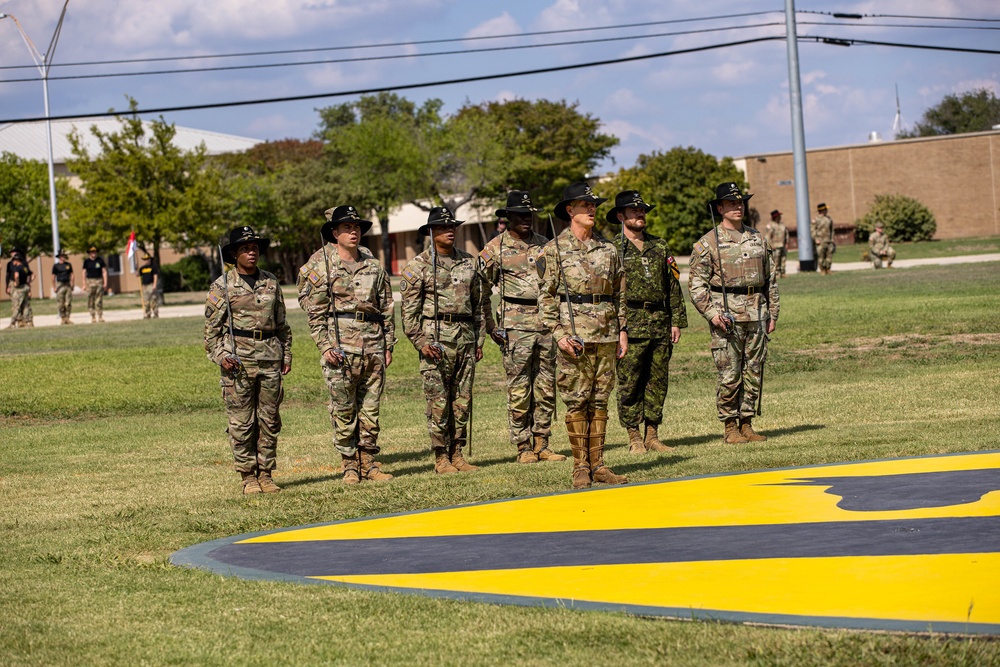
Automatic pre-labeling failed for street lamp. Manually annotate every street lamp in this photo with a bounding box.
[1,1,71,298]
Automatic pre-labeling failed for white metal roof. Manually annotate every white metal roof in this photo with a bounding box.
[0,118,261,163]
[368,200,494,236]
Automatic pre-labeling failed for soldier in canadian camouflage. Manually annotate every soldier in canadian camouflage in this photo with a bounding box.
[607,190,688,454]
[480,191,565,464]
[688,183,779,444]
[538,182,628,489]
[205,226,292,495]
[297,206,396,485]
[868,223,895,269]
[811,202,835,275]
[400,206,487,474]
[764,210,789,278]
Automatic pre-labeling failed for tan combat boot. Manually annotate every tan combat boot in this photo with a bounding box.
[589,409,627,485]
[644,423,675,452]
[257,469,282,493]
[626,427,646,454]
[341,453,361,485]
[532,435,566,462]
[724,418,749,444]
[360,450,393,482]
[450,442,479,472]
[566,412,591,489]
[241,470,262,495]
[434,447,459,474]
[516,444,539,464]
[739,419,767,442]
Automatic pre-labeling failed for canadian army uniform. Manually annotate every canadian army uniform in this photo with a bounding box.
[868,229,895,269]
[688,187,779,443]
[811,206,835,274]
[204,228,292,494]
[139,260,159,318]
[764,215,789,277]
[6,259,33,328]
[52,257,73,324]
[297,211,395,484]
[400,209,488,473]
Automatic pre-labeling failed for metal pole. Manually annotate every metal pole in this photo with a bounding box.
[43,73,60,272]
[784,0,815,271]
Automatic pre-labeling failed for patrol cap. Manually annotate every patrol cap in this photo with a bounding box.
[606,190,655,225]
[553,182,607,221]
[770,210,781,220]
[221,226,270,263]
[323,205,373,244]
[495,191,539,218]
[417,206,464,236]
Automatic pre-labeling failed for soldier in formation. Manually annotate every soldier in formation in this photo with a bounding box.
[608,190,688,454]
[5,250,33,328]
[689,183,779,444]
[764,210,789,278]
[868,223,896,269]
[400,206,487,474]
[52,250,74,324]
[538,182,628,489]
[82,246,108,322]
[138,254,160,318]
[810,202,835,275]
[297,206,395,485]
[205,226,292,495]
[480,191,565,464]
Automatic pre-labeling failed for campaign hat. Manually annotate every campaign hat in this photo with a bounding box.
[606,190,655,225]
[417,206,464,237]
[709,182,753,208]
[323,205,373,244]
[221,226,270,263]
[553,182,607,221]
[495,190,539,218]
[770,210,781,220]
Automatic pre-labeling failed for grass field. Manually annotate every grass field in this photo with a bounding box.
[2,262,999,666]
[785,235,1000,265]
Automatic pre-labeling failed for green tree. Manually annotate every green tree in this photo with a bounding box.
[61,99,225,265]
[855,194,936,242]
[596,147,747,254]
[899,88,1000,138]
[0,152,54,258]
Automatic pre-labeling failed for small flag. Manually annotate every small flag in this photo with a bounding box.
[126,231,137,274]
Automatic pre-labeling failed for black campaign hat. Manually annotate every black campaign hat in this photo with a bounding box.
[770,209,781,220]
[56,249,69,258]
[817,202,828,211]
[221,225,270,263]
[417,206,464,237]
[495,190,539,218]
[606,190,655,225]
[553,182,607,221]
[323,205,373,244]
[710,182,753,207]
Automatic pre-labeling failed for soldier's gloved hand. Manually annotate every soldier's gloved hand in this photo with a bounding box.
[421,343,443,361]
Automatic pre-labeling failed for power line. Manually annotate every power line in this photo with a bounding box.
[799,21,1000,31]
[799,10,1000,22]
[800,35,1000,55]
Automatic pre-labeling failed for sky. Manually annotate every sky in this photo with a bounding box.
[1,0,998,173]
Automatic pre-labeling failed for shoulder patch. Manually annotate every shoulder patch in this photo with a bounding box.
[402,267,417,282]
[205,306,214,318]
[535,255,546,278]
[208,291,221,306]
[399,279,410,292]
[693,240,709,256]
[307,270,321,285]
[479,246,494,263]
[667,255,680,280]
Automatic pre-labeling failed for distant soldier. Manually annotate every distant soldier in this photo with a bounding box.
[868,223,896,269]
[689,183,779,444]
[205,226,292,495]
[400,207,487,474]
[51,250,74,324]
[5,251,33,329]
[538,182,628,489]
[811,202,835,275]
[298,206,396,485]
[82,246,108,322]
[480,191,565,464]
[138,254,160,318]
[607,190,688,454]
[764,210,789,278]
[487,218,508,243]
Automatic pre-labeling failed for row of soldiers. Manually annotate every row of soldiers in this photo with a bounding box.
[204,182,779,495]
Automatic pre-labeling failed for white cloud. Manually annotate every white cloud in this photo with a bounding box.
[464,12,521,41]
[802,70,827,86]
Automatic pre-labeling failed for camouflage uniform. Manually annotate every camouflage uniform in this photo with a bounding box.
[764,220,789,277]
[139,262,159,318]
[479,230,558,458]
[297,244,395,458]
[52,259,73,324]
[688,225,779,426]
[616,233,688,432]
[6,262,32,328]
[204,268,292,476]
[868,229,895,269]
[400,247,487,462]
[811,213,835,273]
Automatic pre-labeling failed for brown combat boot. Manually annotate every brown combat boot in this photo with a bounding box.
[566,412,591,489]
[360,450,393,481]
[257,469,282,493]
[516,444,539,464]
[724,418,749,444]
[739,419,767,442]
[241,470,262,495]
[589,409,627,485]
[532,435,566,462]
[626,427,646,454]
[644,423,675,452]
[450,442,479,472]
[434,447,459,474]
[341,453,361,485]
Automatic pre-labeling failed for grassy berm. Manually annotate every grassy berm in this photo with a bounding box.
[1,262,999,666]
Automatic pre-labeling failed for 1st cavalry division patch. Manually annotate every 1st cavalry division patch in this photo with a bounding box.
[171,452,1000,634]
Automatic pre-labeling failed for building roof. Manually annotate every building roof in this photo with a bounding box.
[0,118,261,163]
[368,200,494,236]
[740,128,1000,160]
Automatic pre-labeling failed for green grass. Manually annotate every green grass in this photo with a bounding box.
[786,235,1000,264]
[2,263,999,665]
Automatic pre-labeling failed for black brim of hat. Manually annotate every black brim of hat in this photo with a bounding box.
[417,219,464,237]
[495,206,538,218]
[605,203,655,225]
[554,196,607,220]
[322,219,373,244]
[710,193,754,207]
[222,237,270,262]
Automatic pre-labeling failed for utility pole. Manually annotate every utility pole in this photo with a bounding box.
[784,0,815,271]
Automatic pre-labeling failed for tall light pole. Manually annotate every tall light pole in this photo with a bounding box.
[1,1,71,296]
[783,0,815,271]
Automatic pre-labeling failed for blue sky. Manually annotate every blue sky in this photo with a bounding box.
[1,0,998,172]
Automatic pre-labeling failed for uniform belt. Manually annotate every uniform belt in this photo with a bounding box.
[423,313,474,323]
[335,311,385,323]
[502,296,538,306]
[559,294,614,304]
[626,299,667,311]
[232,328,277,340]
[710,285,763,296]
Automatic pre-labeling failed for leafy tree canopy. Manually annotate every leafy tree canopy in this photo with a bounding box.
[0,152,53,257]
[899,87,1000,138]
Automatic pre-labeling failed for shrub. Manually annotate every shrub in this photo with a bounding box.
[160,254,211,292]
[855,194,936,242]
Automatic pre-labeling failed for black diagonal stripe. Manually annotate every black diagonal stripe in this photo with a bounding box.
[207,516,1000,577]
